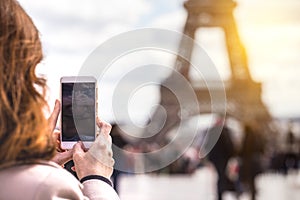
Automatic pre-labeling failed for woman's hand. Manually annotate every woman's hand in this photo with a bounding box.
[72,119,115,180]
[51,131,73,166]
[48,100,73,166]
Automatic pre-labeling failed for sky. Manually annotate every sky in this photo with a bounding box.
[18,0,300,123]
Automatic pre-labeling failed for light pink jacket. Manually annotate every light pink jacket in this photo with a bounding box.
[0,161,120,200]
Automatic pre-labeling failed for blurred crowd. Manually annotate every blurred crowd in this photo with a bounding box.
[110,117,300,200]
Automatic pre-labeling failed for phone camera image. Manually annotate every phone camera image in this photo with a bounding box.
[62,82,96,142]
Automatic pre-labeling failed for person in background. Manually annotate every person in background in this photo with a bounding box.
[206,116,236,200]
[239,123,266,200]
[110,124,131,193]
[0,0,119,199]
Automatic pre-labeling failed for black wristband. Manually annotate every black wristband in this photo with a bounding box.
[80,175,112,187]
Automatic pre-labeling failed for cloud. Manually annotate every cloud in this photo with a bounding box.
[18,0,300,118]
[148,7,186,31]
[19,0,153,52]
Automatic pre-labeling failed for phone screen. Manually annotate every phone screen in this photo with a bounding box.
[61,82,96,142]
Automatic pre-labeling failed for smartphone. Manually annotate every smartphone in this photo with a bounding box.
[60,76,98,149]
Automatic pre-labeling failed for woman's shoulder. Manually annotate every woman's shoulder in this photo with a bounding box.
[0,160,78,183]
[31,160,80,182]
[0,160,85,200]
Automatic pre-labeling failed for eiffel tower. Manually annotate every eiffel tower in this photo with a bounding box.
[143,0,273,142]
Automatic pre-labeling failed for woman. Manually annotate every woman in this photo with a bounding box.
[0,0,119,199]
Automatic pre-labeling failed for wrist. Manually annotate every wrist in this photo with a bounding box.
[76,166,112,181]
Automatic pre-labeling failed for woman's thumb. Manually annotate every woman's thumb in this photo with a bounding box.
[73,142,85,161]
